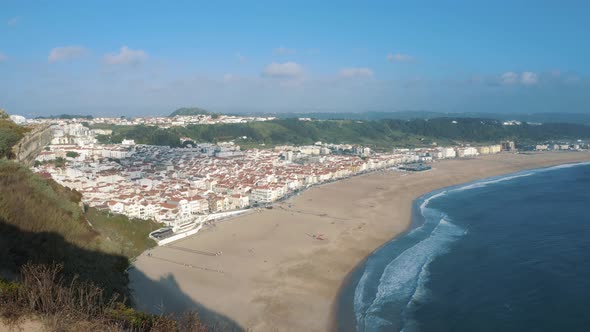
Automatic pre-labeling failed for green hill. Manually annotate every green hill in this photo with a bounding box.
[102,117,590,149]
[0,160,163,296]
[0,115,160,287]
[0,160,213,331]
[169,107,211,117]
[242,110,590,125]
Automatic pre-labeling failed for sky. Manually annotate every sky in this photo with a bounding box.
[1,0,589,117]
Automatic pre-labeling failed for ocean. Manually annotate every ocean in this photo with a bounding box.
[339,162,590,332]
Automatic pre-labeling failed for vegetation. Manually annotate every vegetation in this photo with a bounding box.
[242,110,590,125]
[0,112,28,159]
[86,207,162,258]
[0,160,160,297]
[0,111,217,331]
[66,151,80,158]
[169,107,212,117]
[0,263,207,332]
[0,159,209,330]
[97,118,590,149]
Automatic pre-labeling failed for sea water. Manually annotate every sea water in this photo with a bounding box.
[349,162,590,332]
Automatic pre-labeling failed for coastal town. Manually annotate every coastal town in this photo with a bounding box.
[3,4,590,332]
[26,116,589,243]
[10,112,276,128]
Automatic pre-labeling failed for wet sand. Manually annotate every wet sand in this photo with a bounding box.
[130,151,589,331]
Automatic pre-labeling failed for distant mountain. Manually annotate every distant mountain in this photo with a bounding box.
[169,107,211,117]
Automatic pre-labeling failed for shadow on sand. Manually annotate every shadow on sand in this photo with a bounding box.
[129,269,244,331]
[0,219,243,331]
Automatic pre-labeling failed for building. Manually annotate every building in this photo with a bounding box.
[439,147,456,159]
[477,146,490,155]
[489,145,502,154]
[501,141,516,151]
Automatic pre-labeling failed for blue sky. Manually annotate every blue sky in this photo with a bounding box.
[1,0,589,117]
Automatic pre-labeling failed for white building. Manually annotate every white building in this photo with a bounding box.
[439,147,456,159]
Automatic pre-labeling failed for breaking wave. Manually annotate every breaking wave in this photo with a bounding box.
[351,164,584,332]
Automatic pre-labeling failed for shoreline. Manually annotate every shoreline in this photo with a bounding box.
[130,151,590,331]
[329,158,590,331]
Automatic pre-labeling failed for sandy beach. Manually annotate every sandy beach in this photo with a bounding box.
[130,151,590,331]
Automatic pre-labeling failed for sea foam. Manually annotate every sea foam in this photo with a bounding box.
[356,217,464,331]
[354,170,544,331]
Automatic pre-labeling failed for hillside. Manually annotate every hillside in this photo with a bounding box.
[169,107,211,117]
[0,109,28,159]
[100,117,590,149]
[0,159,215,331]
[0,112,213,330]
[0,160,163,296]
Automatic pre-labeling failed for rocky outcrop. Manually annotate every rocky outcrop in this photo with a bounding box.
[11,124,53,166]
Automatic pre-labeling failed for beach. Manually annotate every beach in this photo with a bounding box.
[130,151,590,331]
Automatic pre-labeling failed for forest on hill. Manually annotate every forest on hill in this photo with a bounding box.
[96,117,590,148]
[169,107,212,117]
[239,110,590,125]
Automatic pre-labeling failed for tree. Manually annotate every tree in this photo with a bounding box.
[66,151,79,158]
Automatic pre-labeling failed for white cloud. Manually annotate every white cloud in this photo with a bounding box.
[262,62,304,78]
[103,46,147,65]
[501,71,519,84]
[387,53,414,62]
[48,46,88,63]
[521,72,538,85]
[7,17,20,26]
[339,67,374,78]
[273,47,296,55]
[501,71,538,85]
[0,53,6,63]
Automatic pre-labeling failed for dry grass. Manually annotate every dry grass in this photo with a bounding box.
[0,263,208,332]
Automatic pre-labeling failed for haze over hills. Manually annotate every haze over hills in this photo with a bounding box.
[234,110,590,125]
[22,107,590,125]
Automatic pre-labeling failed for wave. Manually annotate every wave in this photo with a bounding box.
[421,160,590,201]
[419,190,448,214]
[534,160,590,172]
[353,161,590,332]
[356,217,464,332]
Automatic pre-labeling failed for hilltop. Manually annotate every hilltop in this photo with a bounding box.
[169,107,211,117]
